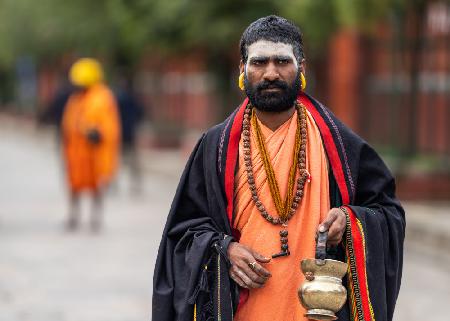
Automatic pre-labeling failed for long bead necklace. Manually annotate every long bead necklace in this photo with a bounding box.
[242,102,310,258]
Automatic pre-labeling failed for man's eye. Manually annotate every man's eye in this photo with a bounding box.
[278,59,289,64]
[252,60,264,65]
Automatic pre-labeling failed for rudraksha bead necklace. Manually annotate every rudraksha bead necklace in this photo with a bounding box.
[242,101,310,258]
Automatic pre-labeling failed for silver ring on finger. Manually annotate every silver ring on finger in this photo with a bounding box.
[248,261,257,270]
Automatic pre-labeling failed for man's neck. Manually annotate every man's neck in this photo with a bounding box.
[254,106,296,131]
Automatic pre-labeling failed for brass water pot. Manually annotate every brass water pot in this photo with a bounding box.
[298,231,348,320]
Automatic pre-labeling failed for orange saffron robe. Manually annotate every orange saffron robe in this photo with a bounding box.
[233,109,330,321]
[62,83,121,193]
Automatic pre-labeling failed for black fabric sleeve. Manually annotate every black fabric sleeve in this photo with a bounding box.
[152,135,230,321]
[349,144,405,321]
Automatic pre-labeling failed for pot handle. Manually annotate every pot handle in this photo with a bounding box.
[315,230,328,263]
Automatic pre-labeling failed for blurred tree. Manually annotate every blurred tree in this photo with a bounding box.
[279,0,426,58]
[0,0,424,113]
[0,0,417,68]
[0,0,110,67]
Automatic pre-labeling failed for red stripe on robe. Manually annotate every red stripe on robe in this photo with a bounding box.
[298,94,350,204]
[224,98,247,234]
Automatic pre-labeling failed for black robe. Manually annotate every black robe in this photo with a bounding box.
[152,93,405,321]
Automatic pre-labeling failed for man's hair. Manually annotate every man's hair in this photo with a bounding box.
[239,15,305,64]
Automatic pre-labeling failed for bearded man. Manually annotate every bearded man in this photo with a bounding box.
[152,15,405,321]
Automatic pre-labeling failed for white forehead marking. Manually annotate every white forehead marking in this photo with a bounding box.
[246,40,298,68]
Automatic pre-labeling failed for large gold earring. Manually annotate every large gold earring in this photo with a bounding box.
[238,73,245,91]
[300,72,306,90]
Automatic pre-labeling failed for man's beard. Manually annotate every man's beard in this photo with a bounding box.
[244,73,301,112]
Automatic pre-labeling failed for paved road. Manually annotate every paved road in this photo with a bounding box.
[0,117,449,321]
[0,120,176,321]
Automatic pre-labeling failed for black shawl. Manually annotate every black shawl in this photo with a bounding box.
[152,93,405,321]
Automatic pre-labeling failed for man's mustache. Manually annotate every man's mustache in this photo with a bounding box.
[256,80,288,92]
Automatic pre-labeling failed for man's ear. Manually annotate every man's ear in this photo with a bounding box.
[239,60,244,74]
[300,59,306,75]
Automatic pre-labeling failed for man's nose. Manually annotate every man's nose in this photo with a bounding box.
[263,62,280,81]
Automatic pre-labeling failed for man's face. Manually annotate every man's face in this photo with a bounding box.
[242,40,301,112]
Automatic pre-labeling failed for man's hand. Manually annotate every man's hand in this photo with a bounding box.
[227,242,271,289]
[318,208,347,246]
[86,128,102,145]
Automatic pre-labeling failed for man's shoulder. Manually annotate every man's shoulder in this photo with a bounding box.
[306,94,367,145]
[308,95,391,173]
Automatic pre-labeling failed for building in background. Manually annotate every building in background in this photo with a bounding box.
[1,0,449,200]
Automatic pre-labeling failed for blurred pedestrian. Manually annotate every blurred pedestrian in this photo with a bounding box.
[114,72,144,194]
[61,58,121,231]
[39,77,73,141]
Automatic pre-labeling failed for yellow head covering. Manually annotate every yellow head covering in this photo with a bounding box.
[69,58,104,87]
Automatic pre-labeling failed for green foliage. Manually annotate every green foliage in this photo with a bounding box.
[0,0,408,68]
[279,0,400,55]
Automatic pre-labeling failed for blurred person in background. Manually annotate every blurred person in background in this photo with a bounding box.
[152,16,405,321]
[62,58,121,232]
[38,76,73,140]
[114,70,144,194]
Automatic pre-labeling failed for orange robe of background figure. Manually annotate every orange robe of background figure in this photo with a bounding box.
[62,83,121,193]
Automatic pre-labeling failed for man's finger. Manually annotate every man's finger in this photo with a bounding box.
[231,264,260,287]
[250,262,271,278]
[328,227,345,242]
[328,224,345,240]
[230,270,248,288]
[252,250,271,263]
[328,228,344,242]
[319,209,341,232]
[236,268,259,288]
[326,209,346,244]
[238,263,266,285]
[327,219,344,235]
[319,214,336,232]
